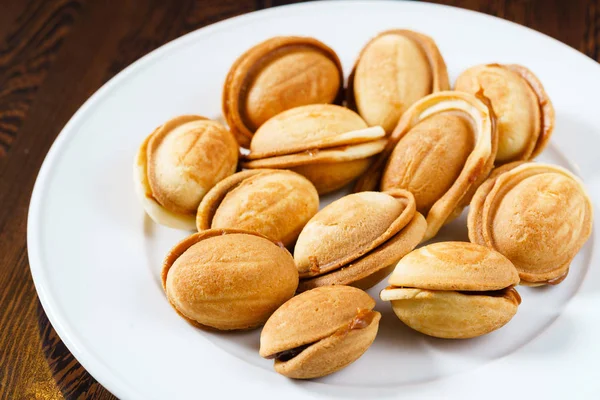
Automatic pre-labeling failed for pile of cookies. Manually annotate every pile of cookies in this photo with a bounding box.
[134,30,594,379]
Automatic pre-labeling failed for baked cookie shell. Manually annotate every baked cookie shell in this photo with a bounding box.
[273,312,380,379]
[386,288,520,339]
[260,286,380,379]
[162,229,298,330]
[388,241,520,291]
[196,169,318,247]
[347,29,450,134]
[455,63,554,163]
[223,36,343,147]
[243,104,386,194]
[381,112,475,214]
[134,115,238,229]
[297,212,426,292]
[247,104,375,159]
[294,190,417,278]
[355,91,498,240]
[260,286,376,358]
[468,163,593,284]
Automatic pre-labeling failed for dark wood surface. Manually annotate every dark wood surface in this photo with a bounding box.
[0,0,597,398]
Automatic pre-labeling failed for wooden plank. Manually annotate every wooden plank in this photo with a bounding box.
[0,0,85,157]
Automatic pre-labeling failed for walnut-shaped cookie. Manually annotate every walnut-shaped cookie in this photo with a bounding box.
[243,104,386,194]
[347,29,449,134]
[294,190,426,292]
[468,162,593,286]
[455,64,554,163]
[196,169,318,247]
[355,91,498,240]
[162,229,298,330]
[223,36,343,147]
[260,286,380,379]
[381,242,521,339]
[134,116,238,229]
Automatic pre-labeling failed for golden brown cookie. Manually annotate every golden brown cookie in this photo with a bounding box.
[260,286,380,379]
[381,242,521,339]
[162,229,298,330]
[196,169,319,247]
[294,190,426,291]
[347,29,449,134]
[468,162,593,286]
[134,115,239,229]
[223,36,343,147]
[242,104,386,194]
[355,91,498,240]
[455,64,554,163]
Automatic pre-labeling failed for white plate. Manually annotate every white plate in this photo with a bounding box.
[28,1,600,398]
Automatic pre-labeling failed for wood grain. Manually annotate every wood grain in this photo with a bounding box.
[0,0,597,398]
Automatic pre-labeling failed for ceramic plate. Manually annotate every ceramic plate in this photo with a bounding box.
[28,1,600,398]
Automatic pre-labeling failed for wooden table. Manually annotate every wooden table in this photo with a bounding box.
[0,0,596,398]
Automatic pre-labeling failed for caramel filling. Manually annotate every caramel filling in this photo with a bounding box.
[355,309,378,328]
[308,256,320,275]
[267,342,314,362]
[458,286,521,304]
[267,308,377,362]
[546,271,568,286]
